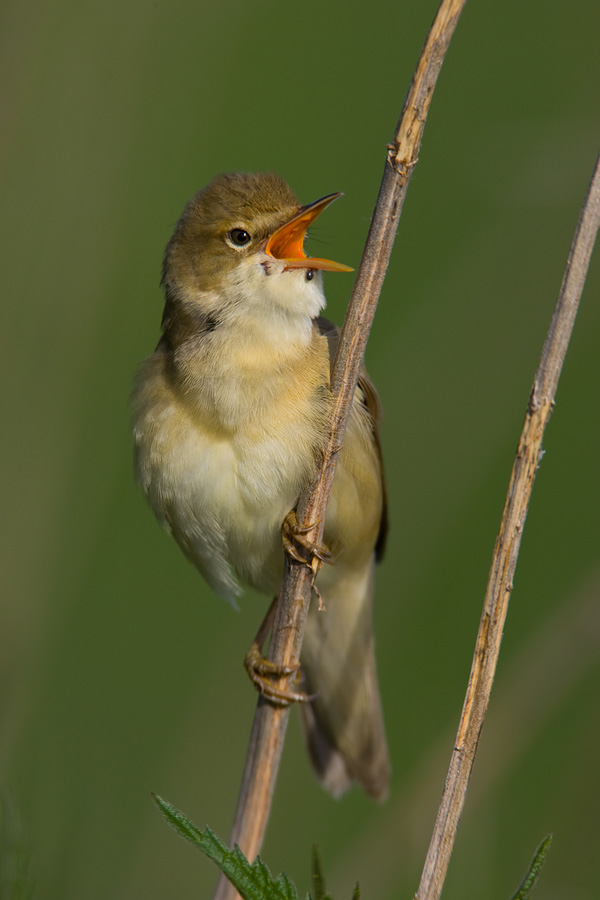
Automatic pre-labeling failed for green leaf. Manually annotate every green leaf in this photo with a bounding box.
[509,834,553,900]
[153,794,299,900]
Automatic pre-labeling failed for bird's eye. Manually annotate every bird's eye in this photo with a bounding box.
[227,228,252,248]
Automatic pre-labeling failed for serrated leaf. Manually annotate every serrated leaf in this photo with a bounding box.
[153,794,299,900]
[509,834,553,900]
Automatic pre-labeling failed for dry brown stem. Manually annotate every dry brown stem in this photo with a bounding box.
[414,150,600,900]
[212,2,467,899]
[326,567,600,898]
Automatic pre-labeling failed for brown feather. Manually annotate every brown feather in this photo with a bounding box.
[297,317,390,798]
[315,316,389,560]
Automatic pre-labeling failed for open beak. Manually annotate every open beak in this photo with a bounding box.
[265,193,354,272]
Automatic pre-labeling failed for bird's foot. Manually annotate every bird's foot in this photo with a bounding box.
[282,510,333,569]
[244,596,315,706]
[244,643,311,706]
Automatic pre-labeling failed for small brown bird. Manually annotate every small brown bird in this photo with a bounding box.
[132,172,390,799]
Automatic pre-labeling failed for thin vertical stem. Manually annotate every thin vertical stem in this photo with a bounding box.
[414,150,600,900]
[213,2,468,898]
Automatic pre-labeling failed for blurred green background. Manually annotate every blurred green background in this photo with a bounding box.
[1,0,599,897]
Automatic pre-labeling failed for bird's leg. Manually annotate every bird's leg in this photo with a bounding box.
[244,596,313,706]
[282,510,333,568]
[244,510,331,705]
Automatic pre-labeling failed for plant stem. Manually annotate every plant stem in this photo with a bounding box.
[414,149,600,900]
[213,2,467,898]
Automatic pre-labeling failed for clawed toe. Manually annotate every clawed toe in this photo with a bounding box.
[244,642,313,706]
[282,510,333,568]
[243,597,316,706]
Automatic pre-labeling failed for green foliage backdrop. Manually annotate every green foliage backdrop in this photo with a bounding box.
[1,1,599,898]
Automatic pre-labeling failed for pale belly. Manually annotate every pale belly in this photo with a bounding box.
[135,394,316,604]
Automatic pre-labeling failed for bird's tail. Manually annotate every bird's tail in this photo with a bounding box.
[299,558,390,800]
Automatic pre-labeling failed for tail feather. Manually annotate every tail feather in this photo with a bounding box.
[299,558,390,800]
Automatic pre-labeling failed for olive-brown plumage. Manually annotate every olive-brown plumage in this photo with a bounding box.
[132,172,390,799]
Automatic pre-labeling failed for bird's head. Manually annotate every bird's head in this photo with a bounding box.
[161,172,352,343]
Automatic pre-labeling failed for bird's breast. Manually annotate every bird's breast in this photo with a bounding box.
[132,338,330,600]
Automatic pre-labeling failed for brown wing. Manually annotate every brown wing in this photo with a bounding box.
[314,316,388,561]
